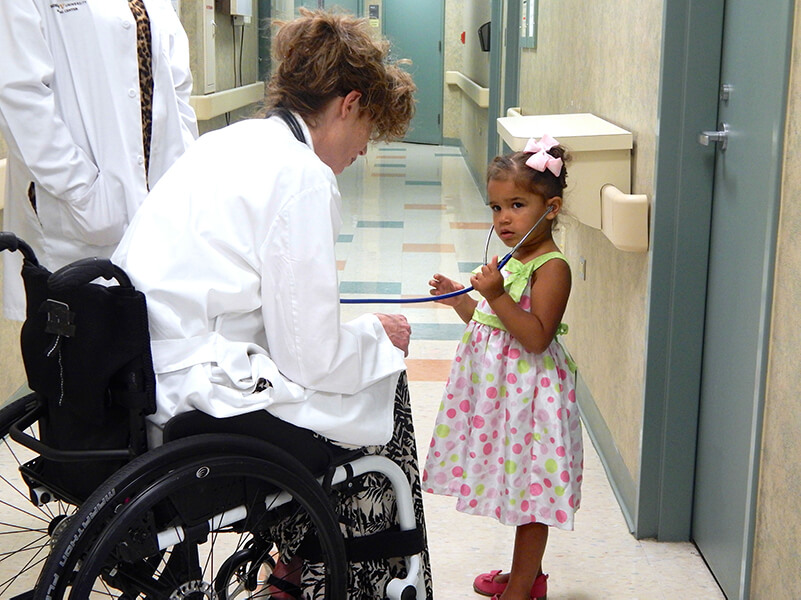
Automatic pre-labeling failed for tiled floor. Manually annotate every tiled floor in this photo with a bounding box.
[337,143,725,599]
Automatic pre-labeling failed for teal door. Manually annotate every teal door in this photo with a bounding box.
[382,0,443,144]
[692,1,792,598]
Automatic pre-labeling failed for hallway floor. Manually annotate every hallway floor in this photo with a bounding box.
[336,142,725,600]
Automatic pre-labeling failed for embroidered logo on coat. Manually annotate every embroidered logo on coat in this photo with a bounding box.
[50,1,88,14]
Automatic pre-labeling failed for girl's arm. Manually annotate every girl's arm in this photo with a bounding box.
[429,273,478,323]
[471,256,571,353]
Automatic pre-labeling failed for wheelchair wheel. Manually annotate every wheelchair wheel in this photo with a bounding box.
[0,395,78,599]
[36,434,348,600]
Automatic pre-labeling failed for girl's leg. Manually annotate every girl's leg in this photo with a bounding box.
[500,522,548,600]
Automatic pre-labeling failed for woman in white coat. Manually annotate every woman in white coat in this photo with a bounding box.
[0,0,198,320]
[112,9,432,599]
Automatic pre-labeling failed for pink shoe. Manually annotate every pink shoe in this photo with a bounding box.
[473,570,548,599]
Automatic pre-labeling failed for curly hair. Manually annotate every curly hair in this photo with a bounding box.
[487,144,570,200]
[264,9,416,142]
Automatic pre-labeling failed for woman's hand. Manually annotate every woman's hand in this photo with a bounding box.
[429,273,465,306]
[376,313,411,356]
[470,256,505,301]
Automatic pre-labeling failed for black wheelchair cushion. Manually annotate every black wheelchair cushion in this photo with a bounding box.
[162,409,362,477]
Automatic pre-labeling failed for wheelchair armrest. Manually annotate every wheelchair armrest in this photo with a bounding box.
[0,231,39,265]
[49,257,132,290]
[9,396,132,462]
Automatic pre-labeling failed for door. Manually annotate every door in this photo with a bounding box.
[692,1,792,598]
[383,0,444,144]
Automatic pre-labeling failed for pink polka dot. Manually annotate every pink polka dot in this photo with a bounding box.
[479,433,488,442]
[569,495,575,508]
[473,415,485,428]
[434,472,448,485]
[540,377,551,387]
[530,483,543,496]
[561,470,570,483]
[556,510,568,524]
[521,500,530,512]
[556,446,566,457]
[446,409,457,418]
[506,373,518,384]
[422,470,428,482]
[550,498,555,504]
[544,479,552,488]
[460,484,471,496]
[512,443,523,454]
[483,443,493,455]
[509,348,520,359]
[568,389,576,402]
[486,387,498,399]
[459,400,470,412]
[469,499,478,508]
[495,507,502,519]
[452,466,464,477]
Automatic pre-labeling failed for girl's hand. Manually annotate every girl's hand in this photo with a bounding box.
[470,256,505,301]
[429,273,466,307]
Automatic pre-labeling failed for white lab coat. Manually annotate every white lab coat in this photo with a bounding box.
[112,116,406,447]
[0,0,198,320]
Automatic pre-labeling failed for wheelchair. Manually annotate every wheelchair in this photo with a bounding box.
[0,232,425,600]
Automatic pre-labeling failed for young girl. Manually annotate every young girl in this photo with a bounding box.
[423,135,582,600]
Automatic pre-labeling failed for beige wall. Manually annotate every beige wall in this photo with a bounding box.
[517,0,662,481]
[443,0,492,182]
[442,0,464,141]
[751,2,801,597]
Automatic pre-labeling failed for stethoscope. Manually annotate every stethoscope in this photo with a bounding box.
[340,205,555,304]
[267,108,555,306]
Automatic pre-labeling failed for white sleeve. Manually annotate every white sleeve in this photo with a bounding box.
[160,2,198,144]
[0,2,99,203]
[260,180,405,395]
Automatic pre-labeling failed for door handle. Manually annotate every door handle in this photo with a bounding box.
[699,122,729,151]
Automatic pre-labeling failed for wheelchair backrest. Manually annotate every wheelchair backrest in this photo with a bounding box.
[2,233,156,502]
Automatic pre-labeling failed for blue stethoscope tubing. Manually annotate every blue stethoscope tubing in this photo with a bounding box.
[339,205,554,305]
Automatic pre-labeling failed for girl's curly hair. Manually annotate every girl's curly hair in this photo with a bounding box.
[264,9,416,142]
[487,144,570,200]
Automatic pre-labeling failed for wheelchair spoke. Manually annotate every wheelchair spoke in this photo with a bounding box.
[0,542,49,597]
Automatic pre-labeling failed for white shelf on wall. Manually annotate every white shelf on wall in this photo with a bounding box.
[190,82,265,121]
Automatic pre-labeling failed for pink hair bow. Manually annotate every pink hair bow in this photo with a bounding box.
[524,134,563,177]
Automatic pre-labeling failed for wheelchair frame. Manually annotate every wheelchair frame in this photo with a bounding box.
[0,232,425,600]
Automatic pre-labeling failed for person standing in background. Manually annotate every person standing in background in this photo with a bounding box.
[0,0,198,320]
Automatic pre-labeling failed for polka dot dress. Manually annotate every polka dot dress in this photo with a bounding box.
[423,252,583,530]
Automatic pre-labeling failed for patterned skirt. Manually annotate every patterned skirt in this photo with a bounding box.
[270,372,434,599]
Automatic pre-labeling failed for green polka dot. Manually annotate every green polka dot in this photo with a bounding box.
[533,433,541,441]
[435,424,450,438]
[522,396,531,404]
[504,460,517,475]
[545,459,558,473]
[476,484,485,496]
[519,490,526,498]
[555,486,565,496]
[486,373,495,382]
[461,331,472,344]
[500,385,507,398]
[517,360,530,374]
[543,355,556,370]
[510,498,516,506]
[472,373,480,384]
[450,454,459,462]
